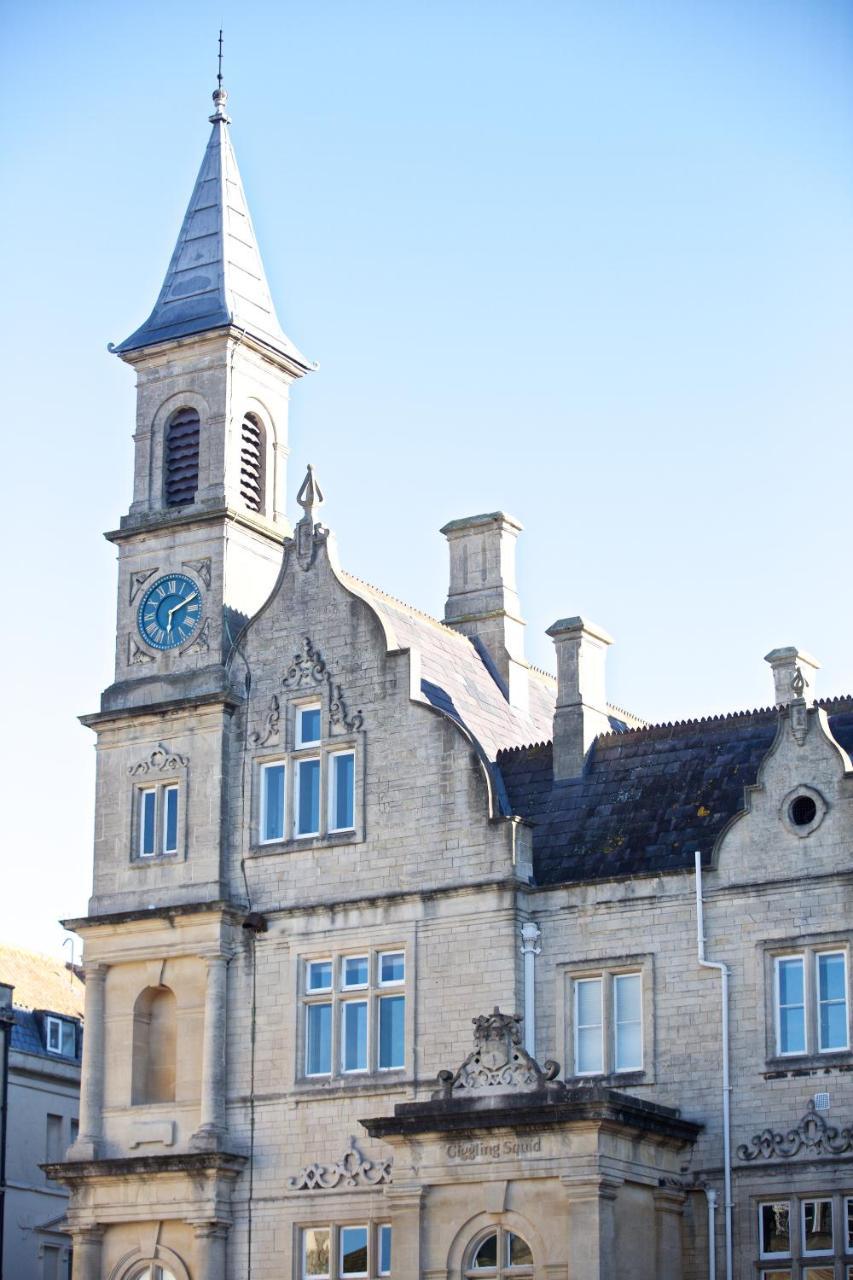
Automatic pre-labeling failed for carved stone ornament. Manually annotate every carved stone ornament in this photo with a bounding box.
[789,698,809,747]
[182,557,212,588]
[434,1007,562,1099]
[128,744,189,777]
[181,617,210,657]
[128,636,155,666]
[329,682,364,733]
[250,694,280,747]
[283,637,327,688]
[288,1136,392,1191]
[736,1099,853,1162]
[292,464,328,571]
[129,567,158,604]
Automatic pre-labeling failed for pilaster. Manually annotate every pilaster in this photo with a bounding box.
[560,1173,623,1278]
[191,950,230,1151]
[69,963,108,1160]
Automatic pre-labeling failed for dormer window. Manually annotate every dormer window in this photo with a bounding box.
[45,1015,76,1057]
[240,412,265,513]
[164,407,200,507]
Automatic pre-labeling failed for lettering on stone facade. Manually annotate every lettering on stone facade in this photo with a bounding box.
[128,744,189,777]
[446,1136,543,1162]
[288,1136,392,1190]
[737,1099,853,1161]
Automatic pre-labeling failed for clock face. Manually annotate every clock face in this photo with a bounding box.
[137,573,203,651]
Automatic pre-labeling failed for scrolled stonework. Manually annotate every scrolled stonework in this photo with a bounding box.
[129,567,158,603]
[289,1136,392,1190]
[181,616,210,656]
[250,694,281,746]
[434,1007,562,1099]
[128,743,189,776]
[329,682,363,733]
[283,637,327,688]
[182,557,212,588]
[736,1099,853,1162]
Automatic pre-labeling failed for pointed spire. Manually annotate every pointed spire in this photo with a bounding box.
[114,75,311,371]
[296,464,324,524]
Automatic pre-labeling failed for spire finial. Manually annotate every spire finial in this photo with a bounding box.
[210,28,231,123]
[296,464,325,524]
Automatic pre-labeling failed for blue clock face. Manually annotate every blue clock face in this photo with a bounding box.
[137,573,203,651]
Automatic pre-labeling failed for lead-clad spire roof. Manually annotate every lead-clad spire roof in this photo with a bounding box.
[114,86,311,368]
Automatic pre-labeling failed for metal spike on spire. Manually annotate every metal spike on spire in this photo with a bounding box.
[210,28,230,123]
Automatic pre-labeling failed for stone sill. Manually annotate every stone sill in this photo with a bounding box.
[250,830,362,857]
[762,1055,853,1080]
[290,1074,410,1105]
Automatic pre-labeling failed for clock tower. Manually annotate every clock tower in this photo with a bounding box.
[104,79,313,712]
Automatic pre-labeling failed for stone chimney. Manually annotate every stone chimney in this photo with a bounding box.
[764,646,820,707]
[546,617,613,779]
[441,512,528,710]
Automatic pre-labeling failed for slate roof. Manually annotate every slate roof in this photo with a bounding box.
[498,697,853,885]
[0,945,85,1061]
[114,90,311,367]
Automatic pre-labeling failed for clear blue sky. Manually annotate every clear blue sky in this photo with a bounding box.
[1,1,850,958]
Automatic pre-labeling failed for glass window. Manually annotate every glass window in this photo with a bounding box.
[760,1272,792,1280]
[575,978,603,1073]
[473,1234,498,1268]
[46,1017,75,1057]
[379,994,405,1069]
[340,1226,368,1278]
[296,758,321,836]
[777,958,806,1054]
[846,1196,853,1250]
[760,1202,791,1257]
[342,956,369,989]
[466,1229,533,1277]
[297,704,322,747]
[379,951,405,985]
[329,752,355,831]
[307,960,332,992]
[261,763,285,843]
[613,973,642,1071]
[306,1002,332,1076]
[342,1001,368,1072]
[163,784,179,853]
[304,1229,331,1280]
[803,1270,834,1280]
[817,953,848,1051]
[507,1232,533,1264]
[803,1200,834,1254]
[378,1225,392,1276]
[140,789,156,856]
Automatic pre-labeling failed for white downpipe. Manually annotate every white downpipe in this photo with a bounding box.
[695,851,733,1280]
[520,922,542,1055]
[704,1187,718,1280]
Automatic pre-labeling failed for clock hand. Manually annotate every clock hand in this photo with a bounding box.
[166,592,198,624]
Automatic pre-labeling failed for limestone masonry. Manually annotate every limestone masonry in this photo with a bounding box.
[46,79,853,1280]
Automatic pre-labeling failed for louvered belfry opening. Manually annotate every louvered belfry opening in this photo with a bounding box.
[164,407,200,507]
[240,413,265,513]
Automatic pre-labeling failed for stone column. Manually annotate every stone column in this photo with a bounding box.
[191,951,229,1151]
[561,1174,622,1279]
[71,963,107,1159]
[654,1185,686,1280]
[520,922,542,1055]
[70,1225,104,1280]
[193,1220,229,1280]
[383,1184,423,1280]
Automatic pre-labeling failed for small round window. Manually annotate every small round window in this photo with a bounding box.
[781,786,826,838]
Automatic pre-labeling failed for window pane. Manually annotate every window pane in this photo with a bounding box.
[342,956,369,988]
[818,953,848,1050]
[780,1007,806,1054]
[299,705,321,745]
[380,952,405,984]
[778,958,804,1006]
[577,1025,603,1073]
[304,1228,330,1278]
[261,764,285,841]
[331,753,355,829]
[777,959,805,1053]
[576,978,602,1026]
[803,1270,834,1280]
[575,979,603,1073]
[340,1226,368,1277]
[163,786,178,852]
[141,790,156,855]
[473,1233,498,1267]
[507,1232,533,1264]
[306,1002,331,1075]
[307,960,332,992]
[760,1202,791,1255]
[379,995,405,1069]
[378,1225,392,1275]
[614,973,642,1071]
[804,1200,833,1253]
[60,1021,76,1056]
[297,759,320,835]
[847,1196,853,1249]
[46,1019,60,1051]
[760,1272,792,1280]
[342,1001,368,1071]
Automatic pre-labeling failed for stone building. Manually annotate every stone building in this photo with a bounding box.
[48,80,853,1280]
[1,945,84,1279]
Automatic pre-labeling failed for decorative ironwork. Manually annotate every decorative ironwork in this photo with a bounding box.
[128,744,189,776]
[288,1136,392,1191]
[737,1100,853,1162]
[250,694,281,747]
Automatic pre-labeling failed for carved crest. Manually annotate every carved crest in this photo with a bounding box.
[288,1136,392,1190]
[283,638,327,689]
[128,744,189,777]
[737,1099,853,1162]
[434,1007,562,1098]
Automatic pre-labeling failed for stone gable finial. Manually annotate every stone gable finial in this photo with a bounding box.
[434,1007,563,1100]
[294,465,327,569]
[296,464,324,522]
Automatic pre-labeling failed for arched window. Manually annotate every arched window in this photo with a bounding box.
[164,407,200,507]
[132,1268,177,1280]
[464,1230,533,1279]
[131,986,177,1105]
[239,412,265,513]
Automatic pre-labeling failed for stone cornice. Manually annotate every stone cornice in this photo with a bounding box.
[61,900,244,933]
[105,501,289,548]
[43,1150,247,1185]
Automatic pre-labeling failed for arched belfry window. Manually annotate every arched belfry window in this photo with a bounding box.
[464,1230,533,1279]
[239,412,265,513]
[164,407,200,507]
[131,985,177,1105]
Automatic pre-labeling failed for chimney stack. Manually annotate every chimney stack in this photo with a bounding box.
[546,617,613,779]
[764,646,820,707]
[441,512,528,710]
